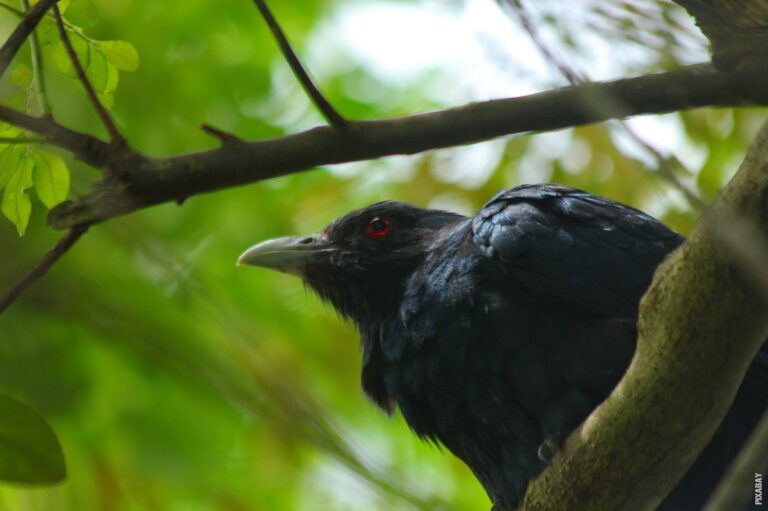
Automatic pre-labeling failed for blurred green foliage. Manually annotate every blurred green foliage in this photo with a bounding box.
[0,0,764,510]
[0,394,65,484]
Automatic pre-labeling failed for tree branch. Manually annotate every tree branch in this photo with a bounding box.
[0,0,57,80]
[522,121,768,510]
[47,63,761,228]
[51,4,124,143]
[251,0,346,129]
[503,0,706,211]
[200,123,243,145]
[0,225,88,315]
[0,0,763,503]
[0,105,115,167]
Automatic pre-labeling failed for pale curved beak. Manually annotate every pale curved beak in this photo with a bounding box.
[237,234,335,276]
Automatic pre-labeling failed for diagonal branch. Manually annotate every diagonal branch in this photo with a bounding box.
[0,224,88,315]
[0,0,57,80]
[503,0,585,84]
[46,63,761,229]
[523,120,768,511]
[251,0,347,129]
[503,0,706,211]
[51,4,124,144]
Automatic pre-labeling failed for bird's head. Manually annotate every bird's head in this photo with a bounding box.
[238,201,465,325]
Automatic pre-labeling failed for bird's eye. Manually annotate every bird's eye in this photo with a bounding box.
[366,217,392,239]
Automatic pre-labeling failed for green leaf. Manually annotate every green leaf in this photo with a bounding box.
[53,37,90,78]
[86,48,109,93]
[0,123,21,136]
[33,151,70,208]
[97,64,119,108]
[55,0,72,14]
[64,0,97,28]
[2,157,34,236]
[97,91,114,109]
[105,62,119,92]
[0,145,22,190]
[97,41,140,72]
[35,17,60,47]
[10,64,32,88]
[0,394,66,484]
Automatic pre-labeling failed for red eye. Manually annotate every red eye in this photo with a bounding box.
[366,217,392,239]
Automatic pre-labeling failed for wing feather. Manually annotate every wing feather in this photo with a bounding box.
[472,184,684,317]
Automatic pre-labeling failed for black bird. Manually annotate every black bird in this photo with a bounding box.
[238,184,767,510]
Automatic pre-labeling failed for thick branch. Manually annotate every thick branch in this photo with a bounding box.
[0,0,57,79]
[523,122,768,510]
[48,63,761,228]
[0,225,88,315]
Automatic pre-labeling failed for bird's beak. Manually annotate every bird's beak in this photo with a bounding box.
[237,234,335,277]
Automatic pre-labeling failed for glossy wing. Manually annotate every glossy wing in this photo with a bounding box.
[472,184,684,317]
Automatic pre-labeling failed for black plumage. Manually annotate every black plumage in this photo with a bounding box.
[239,184,768,510]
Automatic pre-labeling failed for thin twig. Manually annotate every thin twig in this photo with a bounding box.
[503,0,705,211]
[703,409,768,511]
[505,0,585,84]
[251,0,347,129]
[200,123,243,145]
[0,225,88,315]
[616,122,707,210]
[21,0,52,117]
[51,4,124,143]
[0,0,57,80]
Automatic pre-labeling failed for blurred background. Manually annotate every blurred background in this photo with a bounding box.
[0,0,764,509]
